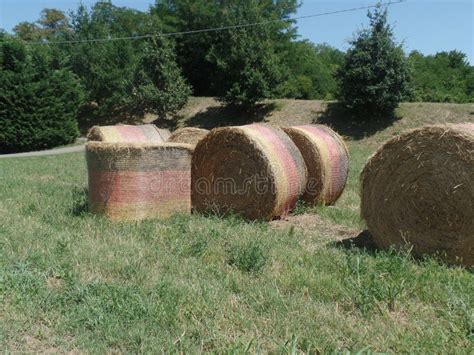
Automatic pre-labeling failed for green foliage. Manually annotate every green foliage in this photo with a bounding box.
[282,41,345,100]
[61,2,190,119]
[0,37,84,153]
[38,8,69,36]
[409,50,474,103]
[13,9,69,41]
[209,27,286,108]
[66,2,149,117]
[150,0,223,96]
[227,240,268,273]
[208,1,295,108]
[13,22,43,41]
[336,5,411,116]
[127,36,192,117]
[6,0,474,123]
[151,0,298,107]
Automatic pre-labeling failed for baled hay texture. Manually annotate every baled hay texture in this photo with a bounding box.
[361,124,474,267]
[192,123,307,220]
[282,125,349,205]
[167,127,210,146]
[87,124,170,143]
[86,141,194,221]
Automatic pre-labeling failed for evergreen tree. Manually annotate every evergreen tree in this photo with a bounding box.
[127,36,192,118]
[0,37,84,153]
[205,1,294,108]
[336,4,411,116]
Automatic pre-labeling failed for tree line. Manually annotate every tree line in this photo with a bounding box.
[1,0,473,153]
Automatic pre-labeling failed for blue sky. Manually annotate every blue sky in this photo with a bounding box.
[1,0,472,63]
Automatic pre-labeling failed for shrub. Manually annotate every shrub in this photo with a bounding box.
[228,240,268,273]
[66,3,147,117]
[209,26,286,109]
[336,4,411,116]
[0,37,84,153]
[127,37,192,118]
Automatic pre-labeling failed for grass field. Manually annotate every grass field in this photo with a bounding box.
[1,100,473,352]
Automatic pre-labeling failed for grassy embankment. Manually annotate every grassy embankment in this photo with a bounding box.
[1,99,473,352]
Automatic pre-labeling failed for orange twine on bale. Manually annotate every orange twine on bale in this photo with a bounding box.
[86,142,193,221]
[282,124,349,205]
[191,123,307,220]
[87,124,170,143]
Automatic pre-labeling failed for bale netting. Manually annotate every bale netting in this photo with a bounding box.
[167,127,209,146]
[361,124,474,267]
[86,142,194,221]
[87,124,170,143]
[282,124,349,205]
[192,123,307,220]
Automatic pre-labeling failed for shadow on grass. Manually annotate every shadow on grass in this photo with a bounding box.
[70,186,89,216]
[333,230,378,253]
[315,102,401,140]
[159,102,277,130]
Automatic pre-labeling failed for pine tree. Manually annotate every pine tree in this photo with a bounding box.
[127,36,191,118]
[0,36,84,153]
[336,4,411,116]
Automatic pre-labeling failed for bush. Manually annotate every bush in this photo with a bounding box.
[408,50,473,104]
[336,4,411,116]
[227,240,268,273]
[0,37,84,153]
[66,3,146,117]
[281,42,345,100]
[209,26,286,109]
[202,0,294,109]
[127,37,191,118]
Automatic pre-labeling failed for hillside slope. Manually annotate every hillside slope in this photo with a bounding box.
[148,97,474,146]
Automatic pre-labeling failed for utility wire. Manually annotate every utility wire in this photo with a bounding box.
[29,0,405,45]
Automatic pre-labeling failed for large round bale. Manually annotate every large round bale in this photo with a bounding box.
[192,123,307,220]
[282,124,349,205]
[86,142,193,221]
[87,124,170,143]
[361,124,474,266]
[167,127,209,146]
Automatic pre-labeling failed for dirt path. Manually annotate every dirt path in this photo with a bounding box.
[0,143,85,159]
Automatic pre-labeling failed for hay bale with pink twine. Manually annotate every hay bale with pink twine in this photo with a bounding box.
[167,127,209,146]
[87,124,170,143]
[192,123,307,220]
[361,124,474,266]
[86,142,193,221]
[282,124,349,205]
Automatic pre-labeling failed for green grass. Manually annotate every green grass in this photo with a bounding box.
[1,101,474,352]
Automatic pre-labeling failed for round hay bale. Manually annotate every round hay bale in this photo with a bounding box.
[361,124,474,266]
[86,142,193,221]
[282,124,349,205]
[87,124,170,143]
[192,123,307,220]
[167,127,209,146]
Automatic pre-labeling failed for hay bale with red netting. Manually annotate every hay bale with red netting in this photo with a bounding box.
[361,124,474,267]
[192,123,307,220]
[167,127,209,146]
[87,124,170,143]
[282,124,349,205]
[86,142,193,221]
